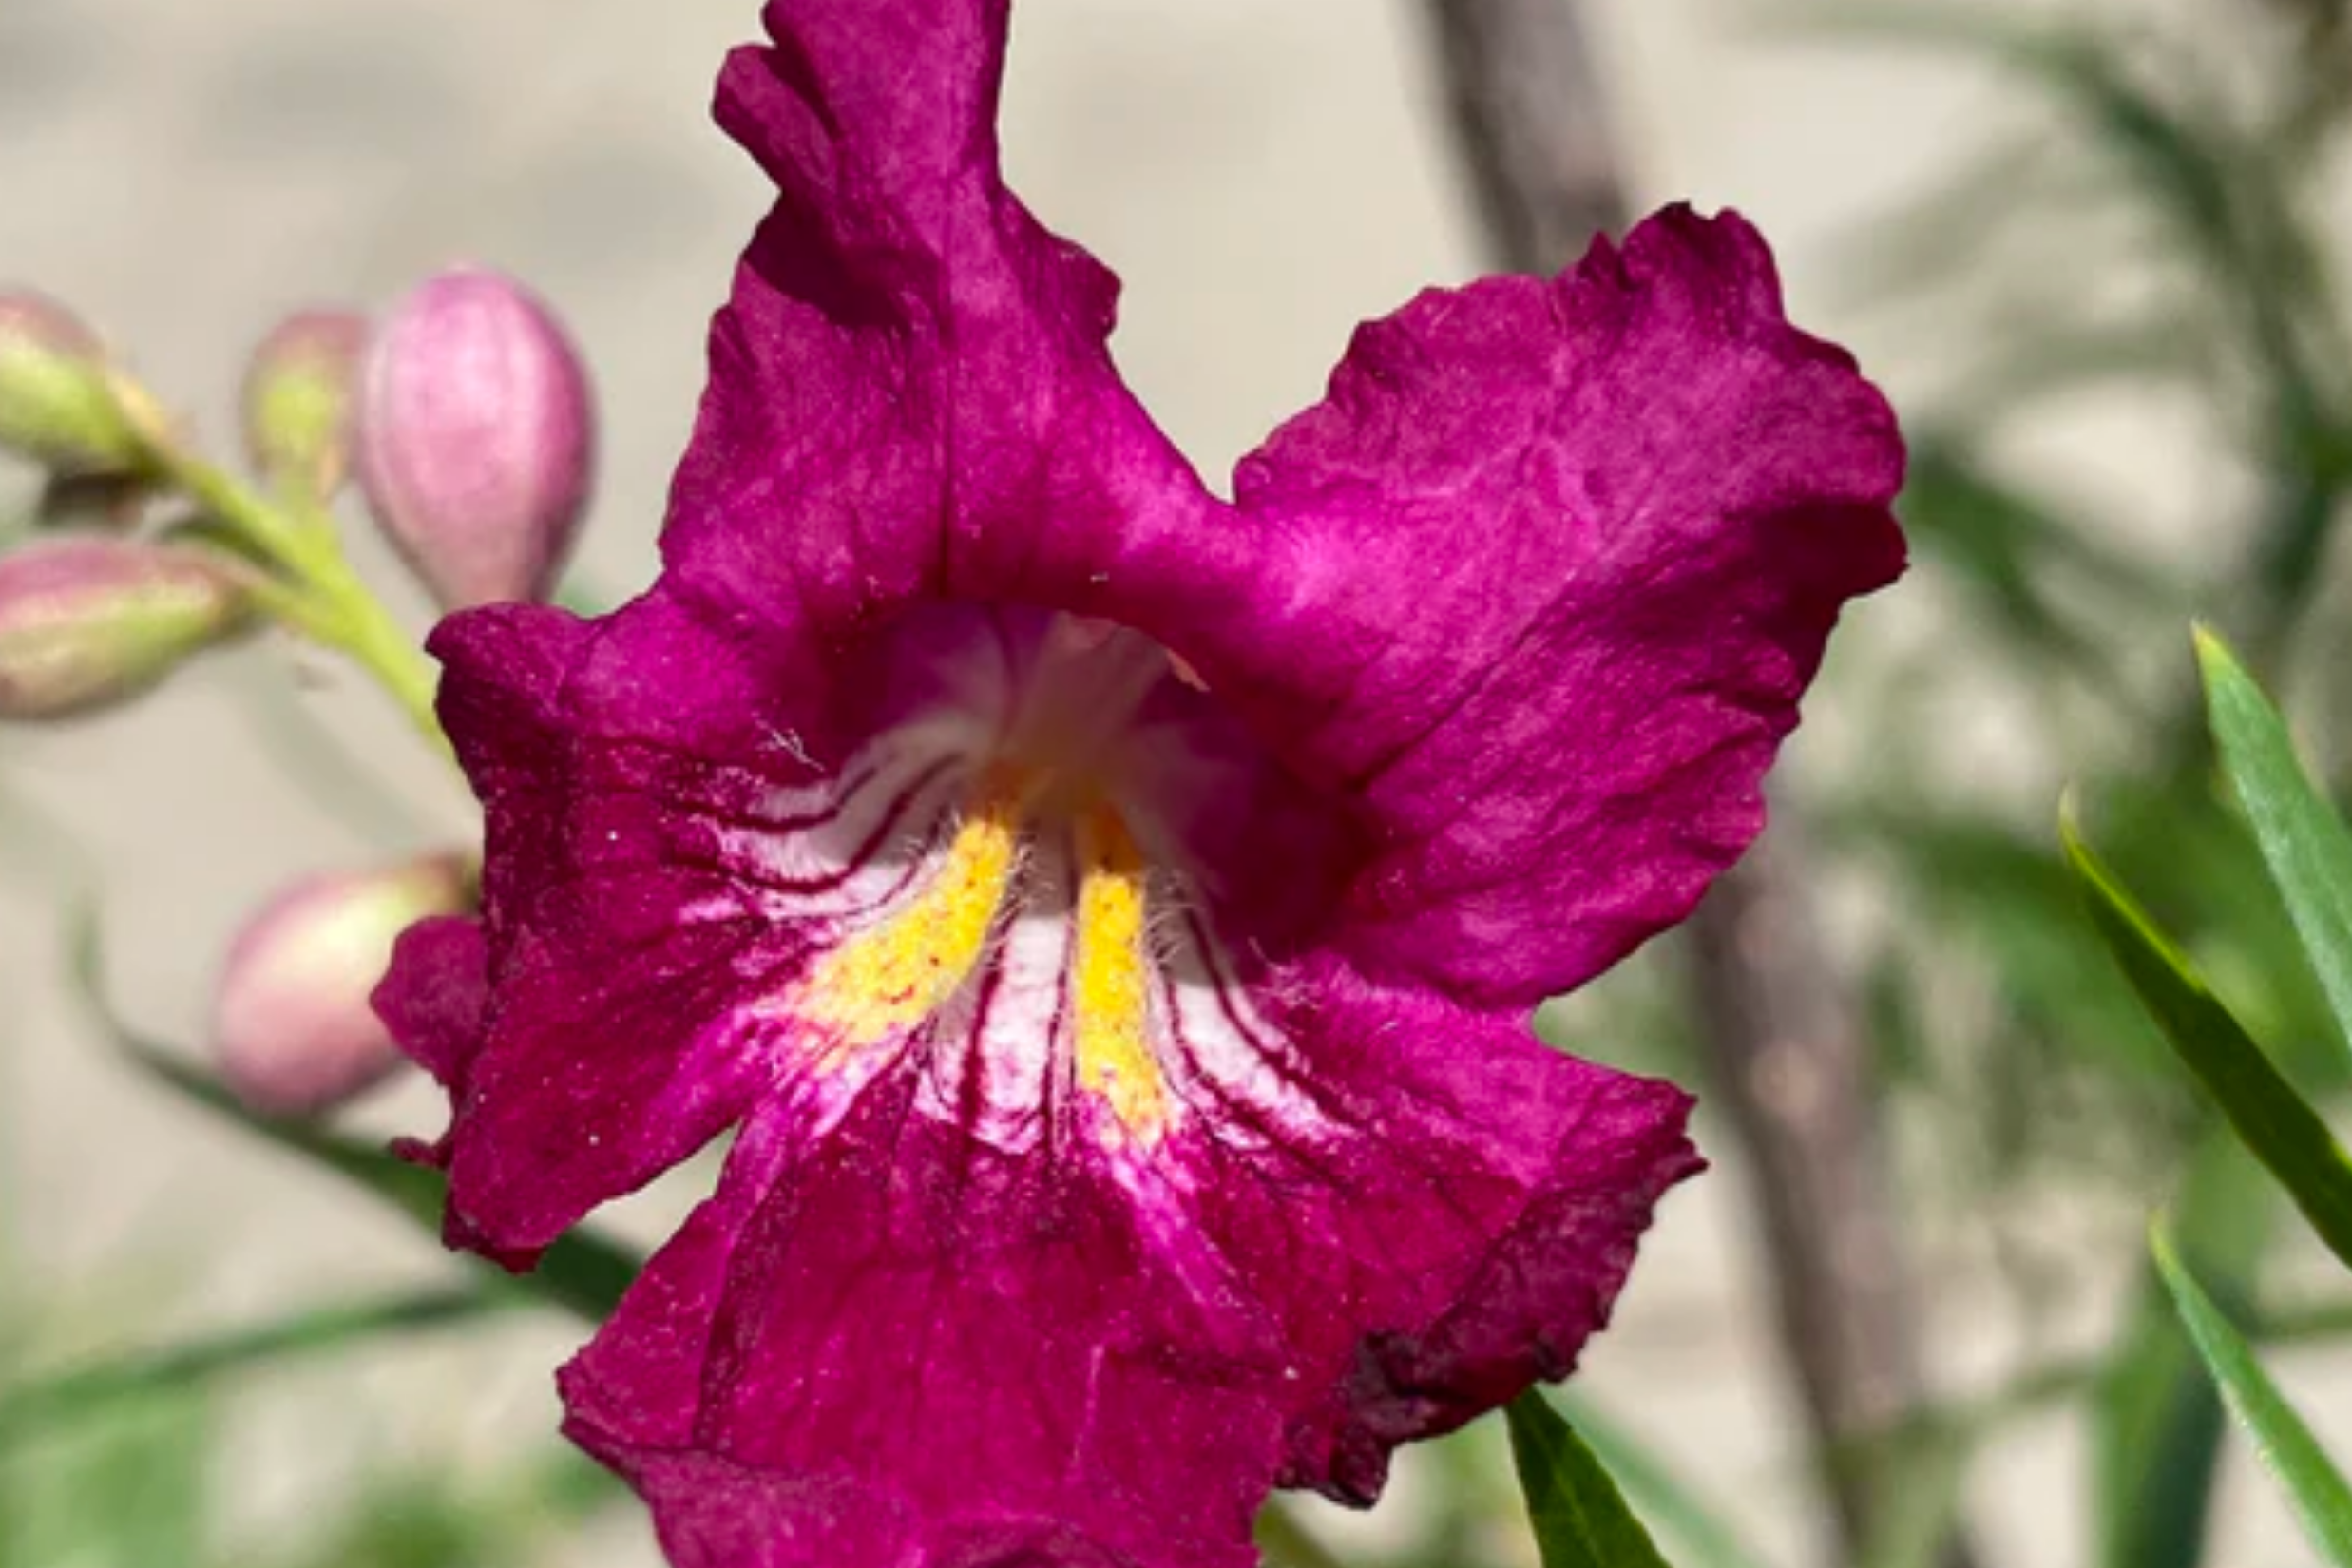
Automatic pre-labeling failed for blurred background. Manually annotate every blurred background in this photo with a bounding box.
[7,0,2352,1565]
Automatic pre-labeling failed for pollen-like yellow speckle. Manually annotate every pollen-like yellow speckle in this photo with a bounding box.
[1072,806,1169,1138]
[800,783,1023,1047]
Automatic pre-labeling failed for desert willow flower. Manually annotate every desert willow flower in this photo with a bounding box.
[373,3,1906,1564]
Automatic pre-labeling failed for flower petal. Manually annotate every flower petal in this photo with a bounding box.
[1211,206,1904,1008]
[373,914,488,1146]
[663,0,1226,650]
[562,1092,1280,1568]
[1210,960,1700,1499]
[555,950,1695,1564]
[407,592,838,1258]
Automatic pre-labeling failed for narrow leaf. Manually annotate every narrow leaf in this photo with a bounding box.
[2095,1311,2225,1568]
[2064,807,2352,1272]
[2198,627,2352,1069]
[1561,1397,1774,1568]
[1505,1390,1676,1568]
[2152,1222,2352,1567]
[2093,1133,2269,1568]
[64,905,641,1320]
[0,1288,504,1445]
[1852,1412,1979,1568]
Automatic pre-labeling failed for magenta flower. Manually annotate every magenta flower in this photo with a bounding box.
[377,2,1904,1563]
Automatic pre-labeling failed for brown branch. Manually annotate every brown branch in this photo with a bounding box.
[1684,821,1956,1566]
[1406,5,1967,1565]
[1417,0,1630,274]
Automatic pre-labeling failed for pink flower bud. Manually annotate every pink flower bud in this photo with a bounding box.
[212,854,473,1117]
[0,289,100,359]
[241,308,369,496]
[356,268,595,609]
[0,538,250,719]
[0,289,149,475]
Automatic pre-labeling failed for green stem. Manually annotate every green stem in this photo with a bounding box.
[0,1286,509,1445]
[159,449,446,752]
[303,546,446,745]
[163,449,313,564]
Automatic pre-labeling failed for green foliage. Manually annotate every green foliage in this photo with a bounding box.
[1898,441,2174,700]
[1561,1398,1773,1568]
[2152,1223,2352,1566]
[2091,1134,2273,1568]
[1849,1412,1977,1568]
[249,1452,620,1568]
[0,1289,507,1447]
[2065,808,2352,1271]
[1505,1390,1677,1568]
[2067,631,2352,1568]
[2199,628,2352,1069]
[0,1382,213,1568]
[64,904,642,1321]
[1796,10,2352,1567]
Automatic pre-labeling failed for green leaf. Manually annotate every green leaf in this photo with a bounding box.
[2153,1222,2352,1567]
[1896,447,2119,685]
[2,1384,214,1568]
[253,1450,620,1568]
[1899,442,2175,698]
[0,1288,506,1447]
[63,905,641,1320]
[2198,627,2352,1070]
[1505,1390,1676,1568]
[2064,806,2352,1272]
[1852,1411,1979,1568]
[2092,1133,2271,1568]
[2095,1313,2226,1568]
[1559,1398,1773,1568]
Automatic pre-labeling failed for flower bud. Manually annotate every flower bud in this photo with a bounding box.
[0,538,250,719]
[241,308,368,496]
[212,854,473,1117]
[357,268,595,609]
[0,290,150,475]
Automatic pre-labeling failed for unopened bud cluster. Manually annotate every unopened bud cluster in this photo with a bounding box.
[1,266,595,1119]
[0,268,599,728]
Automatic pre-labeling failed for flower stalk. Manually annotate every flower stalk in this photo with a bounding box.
[154,443,443,746]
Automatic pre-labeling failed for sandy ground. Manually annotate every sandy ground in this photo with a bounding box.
[3,1,2348,1564]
